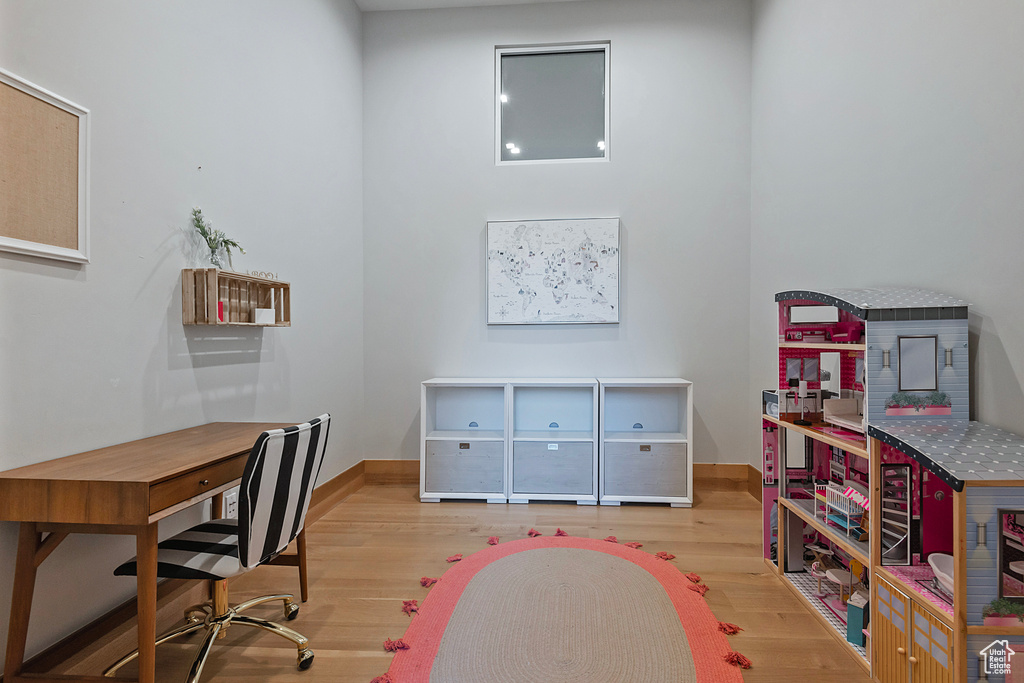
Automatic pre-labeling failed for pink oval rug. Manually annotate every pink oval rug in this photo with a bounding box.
[384,536,745,682]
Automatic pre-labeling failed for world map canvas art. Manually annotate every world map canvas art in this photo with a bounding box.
[486,218,620,325]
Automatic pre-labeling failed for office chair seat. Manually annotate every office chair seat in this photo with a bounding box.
[114,519,246,581]
[105,415,330,683]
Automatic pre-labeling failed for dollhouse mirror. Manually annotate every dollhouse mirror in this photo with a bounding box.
[820,352,841,398]
[785,429,809,470]
[998,510,1024,600]
[898,336,938,392]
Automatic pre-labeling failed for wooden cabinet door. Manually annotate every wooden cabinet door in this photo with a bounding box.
[875,576,910,683]
[910,602,952,683]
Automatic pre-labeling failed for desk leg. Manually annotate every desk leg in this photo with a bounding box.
[136,523,159,683]
[4,522,39,679]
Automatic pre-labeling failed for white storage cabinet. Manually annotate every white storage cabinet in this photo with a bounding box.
[420,379,508,503]
[509,379,599,505]
[598,379,693,507]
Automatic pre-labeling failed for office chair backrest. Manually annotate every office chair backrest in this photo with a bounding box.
[238,414,331,569]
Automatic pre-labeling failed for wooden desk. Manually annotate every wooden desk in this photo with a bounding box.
[0,422,285,683]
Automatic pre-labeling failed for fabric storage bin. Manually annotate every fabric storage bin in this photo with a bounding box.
[512,441,594,495]
[424,440,504,494]
[603,442,687,497]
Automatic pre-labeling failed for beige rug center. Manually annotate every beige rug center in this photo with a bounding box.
[430,547,696,683]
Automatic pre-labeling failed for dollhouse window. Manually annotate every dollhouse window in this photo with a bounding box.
[786,358,802,382]
[802,357,818,382]
[496,43,609,164]
[898,336,938,392]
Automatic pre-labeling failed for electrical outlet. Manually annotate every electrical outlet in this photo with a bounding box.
[224,490,239,519]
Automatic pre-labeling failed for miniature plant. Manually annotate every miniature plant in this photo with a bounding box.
[982,598,1024,619]
[927,390,952,407]
[885,391,931,410]
[191,207,244,269]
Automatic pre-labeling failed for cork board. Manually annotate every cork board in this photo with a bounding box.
[0,69,89,263]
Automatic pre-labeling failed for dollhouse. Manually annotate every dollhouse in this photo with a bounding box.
[762,287,1024,683]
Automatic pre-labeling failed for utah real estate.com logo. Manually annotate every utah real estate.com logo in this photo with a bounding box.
[980,640,1016,676]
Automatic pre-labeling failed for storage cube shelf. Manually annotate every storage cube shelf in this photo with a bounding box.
[599,379,693,507]
[509,380,599,505]
[420,380,508,503]
[182,268,290,326]
[420,378,692,507]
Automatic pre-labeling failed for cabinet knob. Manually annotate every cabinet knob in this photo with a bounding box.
[897,647,906,656]
[909,656,918,665]
[200,479,210,486]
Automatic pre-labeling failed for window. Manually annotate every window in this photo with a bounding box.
[898,336,938,392]
[496,43,609,164]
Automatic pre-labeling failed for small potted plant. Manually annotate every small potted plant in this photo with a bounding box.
[190,207,244,270]
[982,598,1024,627]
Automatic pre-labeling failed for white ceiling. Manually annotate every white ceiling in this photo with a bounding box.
[355,0,588,12]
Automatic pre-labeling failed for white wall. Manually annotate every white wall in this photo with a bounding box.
[0,0,363,661]
[750,1,1024,446]
[363,0,753,464]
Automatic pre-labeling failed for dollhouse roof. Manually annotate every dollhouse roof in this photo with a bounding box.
[868,420,1024,492]
[775,287,969,320]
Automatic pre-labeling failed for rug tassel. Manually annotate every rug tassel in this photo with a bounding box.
[654,551,675,561]
[370,674,394,683]
[688,583,709,596]
[555,528,568,537]
[487,536,499,545]
[420,577,439,587]
[402,600,418,616]
[446,553,463,563]
[383,638,410,652]
[724,651,752,669]
[624,541,643,549]
[718,621,743,635]
[603,535,618,543]
[685,572,702,583]
[528,528,542,537]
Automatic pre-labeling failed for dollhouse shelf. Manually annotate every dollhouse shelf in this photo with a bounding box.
[763,414,868,460]
[780,497,870,565]
[778,571,869,669]
[182,268,291,327]
[778,342,867,351]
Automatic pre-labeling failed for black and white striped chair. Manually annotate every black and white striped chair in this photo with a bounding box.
[105,415,330,683]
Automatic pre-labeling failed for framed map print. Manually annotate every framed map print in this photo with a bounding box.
[486,218,620,324]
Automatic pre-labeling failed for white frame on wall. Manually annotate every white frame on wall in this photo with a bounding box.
[485,217,620,325]
[0,68,90,264]
[494,41,610,166]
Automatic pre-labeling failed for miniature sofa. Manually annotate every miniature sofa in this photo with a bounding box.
[823,398,865,433]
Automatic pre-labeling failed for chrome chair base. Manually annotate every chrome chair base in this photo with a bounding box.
[103,594,313,682]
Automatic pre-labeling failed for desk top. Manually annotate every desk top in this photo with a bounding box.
[0,422,285,526]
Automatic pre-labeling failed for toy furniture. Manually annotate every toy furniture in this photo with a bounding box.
[826,568,855,604]
[105,416,330,681]
[421,378,692,506]
[823,397,865,433]
[761,287,1024,682]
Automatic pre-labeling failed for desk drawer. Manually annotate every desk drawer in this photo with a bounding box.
[149,453,248,514]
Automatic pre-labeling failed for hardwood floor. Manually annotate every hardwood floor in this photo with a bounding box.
[61,482,871,682]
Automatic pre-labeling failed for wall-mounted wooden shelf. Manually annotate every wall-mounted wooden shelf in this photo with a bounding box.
[182,268,290,327]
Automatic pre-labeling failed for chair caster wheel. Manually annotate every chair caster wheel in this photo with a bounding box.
[297,648,314,670]
[285,602,300,621]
